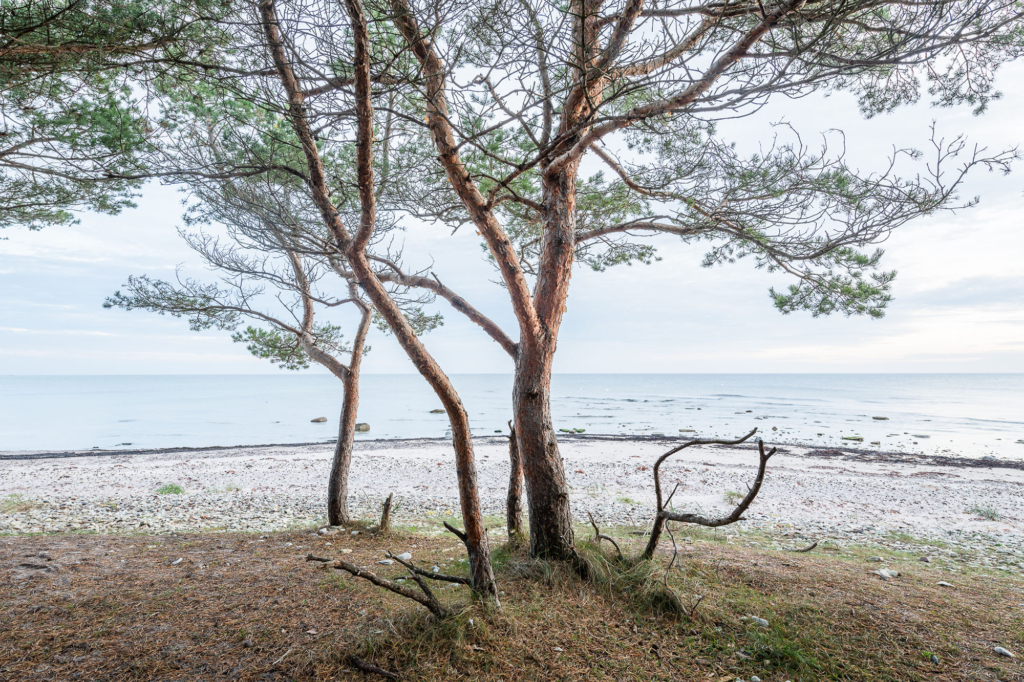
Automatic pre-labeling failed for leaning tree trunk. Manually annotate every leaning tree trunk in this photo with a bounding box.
[513,342,576,561]
[506,421,525,545]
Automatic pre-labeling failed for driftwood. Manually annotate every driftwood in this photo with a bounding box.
[348,654,400,680]
[586,511,622,558]
[642,429,776,560]
[788,541,818,553]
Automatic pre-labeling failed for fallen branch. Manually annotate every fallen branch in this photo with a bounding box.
[329,558,450,619]
[788,541,818,553]
[387,551,472,586]
[643,429,777,560]
[348,654,400,680]
[586,511,622,558]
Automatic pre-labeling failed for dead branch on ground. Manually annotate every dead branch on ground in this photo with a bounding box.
[386,551,472,586]
[308,555,450,619]
[348,654,400,680]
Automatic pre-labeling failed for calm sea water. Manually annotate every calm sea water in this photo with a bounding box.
[0,374,1022,459]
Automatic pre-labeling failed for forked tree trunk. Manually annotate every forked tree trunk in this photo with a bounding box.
[513,343,575,560]
[260,0,498,601]
[506,421,524,545]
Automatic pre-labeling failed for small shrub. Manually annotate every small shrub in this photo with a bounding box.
[969,505,1000,521]
[156,484,185,495]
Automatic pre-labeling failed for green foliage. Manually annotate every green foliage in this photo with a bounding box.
[156,484,184,495]
[0,0,235,229]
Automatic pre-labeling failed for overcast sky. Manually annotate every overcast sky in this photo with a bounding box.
[3,63,1023,375]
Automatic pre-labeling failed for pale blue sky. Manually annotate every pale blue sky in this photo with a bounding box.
[2,64,1023,375]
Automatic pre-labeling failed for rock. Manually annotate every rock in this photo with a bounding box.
[919,556,931,563]
[431,565,440,573]
[936,581,954,587]
[866,556,883,562]
[842,436,864,442]
[929,654,940,664]
[872,568,899,580]
[341,548,352,554]
[994,647,1015,659]
[429,409,445,414]
[311,417,328,423]
[553,647,563,652]
[751,676,762,682]
[318,527,339,536]
[772,427,778,431]
[377,559,394,565]
[355,423,370,432]
[243,639,253,648]
[742,615,769,627]
[679,429,695,433]
[396,552,412,561]
[171,558,183,565]
[872,416,889,420]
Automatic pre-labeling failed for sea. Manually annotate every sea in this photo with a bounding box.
[0,374,1022,459]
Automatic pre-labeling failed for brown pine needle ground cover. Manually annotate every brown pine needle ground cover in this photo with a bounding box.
[1,525,1022,681]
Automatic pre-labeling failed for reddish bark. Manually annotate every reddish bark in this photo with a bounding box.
[260,0,498,599]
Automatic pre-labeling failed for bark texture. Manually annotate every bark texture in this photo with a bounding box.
[506,421,524,544]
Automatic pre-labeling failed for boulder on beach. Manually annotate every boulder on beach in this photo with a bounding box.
[355,423,370,432]
[311,417,328,423]
[429,409,445,414]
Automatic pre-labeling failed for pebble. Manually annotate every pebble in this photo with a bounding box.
[396,552,412,561]
[311,417,328,423]
[936,581,954,587]
[994,647,1016,659]
[341,548,352,554]
[741,616,769,627]
[872,568,899,580]
[866,556,883,562]
[919,556,931,563]
[377,559,394,565]
[929,654,940,664]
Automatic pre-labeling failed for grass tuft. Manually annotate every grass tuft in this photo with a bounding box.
[968,504,1000,521]
[155,484,184,495]
[0,494,37,513]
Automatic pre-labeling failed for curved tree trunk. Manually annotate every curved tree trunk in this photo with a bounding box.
[513,343,575,560]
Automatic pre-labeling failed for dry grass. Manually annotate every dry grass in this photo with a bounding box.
[1,526,1022,681]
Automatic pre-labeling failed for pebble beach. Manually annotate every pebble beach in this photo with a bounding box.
[3,436,1022,568]
[4,436,1019,561]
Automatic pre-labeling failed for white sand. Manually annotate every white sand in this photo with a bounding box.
[2,437,1022,555]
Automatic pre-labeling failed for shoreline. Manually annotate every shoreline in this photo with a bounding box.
[4,432,1024,471]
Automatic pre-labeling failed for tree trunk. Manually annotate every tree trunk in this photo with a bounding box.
[327,289,371,527]
[328,370,358,526]
[513,342,576,560]
[506,421,524,545]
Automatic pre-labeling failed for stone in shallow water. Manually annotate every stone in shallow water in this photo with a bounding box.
[311,417,328,423]
[355,423,371,432]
